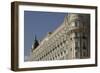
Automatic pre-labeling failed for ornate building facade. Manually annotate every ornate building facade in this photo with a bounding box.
[30,13,90,61]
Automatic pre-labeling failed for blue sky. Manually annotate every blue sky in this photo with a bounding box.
[24,11,67,57]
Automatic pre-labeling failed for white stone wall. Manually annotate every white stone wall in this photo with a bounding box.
[31,13,90,61]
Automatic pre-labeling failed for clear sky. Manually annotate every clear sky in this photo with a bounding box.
[24,11,67,57]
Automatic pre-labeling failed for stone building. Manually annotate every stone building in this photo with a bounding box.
[30,13,90,61]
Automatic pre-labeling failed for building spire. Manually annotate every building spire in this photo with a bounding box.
[32,34,39,51]
[34,34,37,41]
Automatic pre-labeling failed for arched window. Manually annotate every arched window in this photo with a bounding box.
[64,50,66,53]
[58,44,59,48]
[70,37,72,40]
[61,52,63,55]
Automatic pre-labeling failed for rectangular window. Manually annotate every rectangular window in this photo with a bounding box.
[75,20,80,27]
